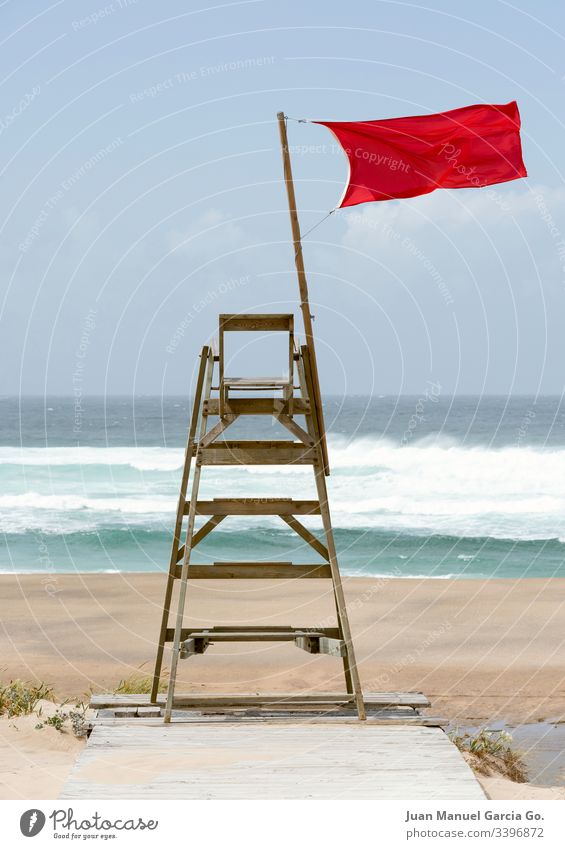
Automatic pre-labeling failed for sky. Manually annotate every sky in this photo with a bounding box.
[1,0,564,396]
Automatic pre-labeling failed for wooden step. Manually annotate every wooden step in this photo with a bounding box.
[183,629,329,642]
[178,632,344,658]
[177,562,332,579]
[219,313,293,332]
[164,625,341,642]
[204,398,309,415]
[90,692,432,709]
[194,498,320,516]
[195,440,317,466]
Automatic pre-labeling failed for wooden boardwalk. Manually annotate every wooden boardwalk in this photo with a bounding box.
[61,723,486,800]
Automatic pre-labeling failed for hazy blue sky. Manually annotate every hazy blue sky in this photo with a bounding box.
[1,0,564,396]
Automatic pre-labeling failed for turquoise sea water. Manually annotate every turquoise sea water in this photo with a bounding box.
[2,395,565,578]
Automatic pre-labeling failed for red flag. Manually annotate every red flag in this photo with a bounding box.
[316,101,527,208]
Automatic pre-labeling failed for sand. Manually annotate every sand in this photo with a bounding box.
[1,574,564,800]
[0,701,85,799]
[2,574,564,722]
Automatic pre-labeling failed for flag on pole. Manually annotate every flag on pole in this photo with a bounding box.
[316,101,527,208]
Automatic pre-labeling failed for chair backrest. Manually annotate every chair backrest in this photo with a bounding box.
[218,313,294,387]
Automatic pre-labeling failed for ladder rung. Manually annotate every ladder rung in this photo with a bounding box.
[195,440,317,465]
[220,313,293,332]
[165,626,341,642]
[177,562,332,579]
[183,629,329,642]
[193,499,320,516]
[204,399,310,415]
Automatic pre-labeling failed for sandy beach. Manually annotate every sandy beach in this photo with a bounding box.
[2,574,565,800]
[2,574,564,723]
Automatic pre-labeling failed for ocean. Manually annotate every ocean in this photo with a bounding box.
[2,395,565,579]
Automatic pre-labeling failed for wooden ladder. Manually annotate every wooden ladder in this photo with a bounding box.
[152,313,366,721]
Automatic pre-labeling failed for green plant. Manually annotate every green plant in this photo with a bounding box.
[45,711,67,732]
[449,727,528,783]
[36,702,88,737]
[114,663,168,695]
[0,680,53,717]
[451,728,512,756]
[69,702,88,738]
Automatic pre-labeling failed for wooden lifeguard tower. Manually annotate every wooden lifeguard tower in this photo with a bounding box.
[150,114,367,720]
[63,114,473,801]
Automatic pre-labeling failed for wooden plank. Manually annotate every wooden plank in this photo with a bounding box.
[194,498,320,515]
[88,715,448,728]
[277,115,329,474]
[273,409,314,445]
[204,398,309,415]
[189,514,225,547]
[279,514,329,559]
[197,441,317,465]
[301,344,365,720]
[183,629,330,642]
[163,626,342,642]
[176,515,226,561]
[61,724,486,799]
[151,345,210,703]
[90,692,431,709]
[219,313,292,331]
[199,414,237,448]
[184,562,332,579]
[164,349,215,723]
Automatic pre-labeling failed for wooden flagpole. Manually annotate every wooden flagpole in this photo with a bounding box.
[277,112,329,474]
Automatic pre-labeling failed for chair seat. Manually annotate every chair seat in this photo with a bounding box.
[223,376,290,390]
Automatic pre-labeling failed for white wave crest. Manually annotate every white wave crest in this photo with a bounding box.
[2,437,565,540]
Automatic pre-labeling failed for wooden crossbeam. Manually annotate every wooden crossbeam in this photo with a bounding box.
[181,562,332,579]
[273,409,314,446]
[199,414,238,448]
[196,440,317,466]
[176,515,226,562]
[279,514,329,560]
[204,398,309,416]
[219,313,292,331]
[194,499,320,516]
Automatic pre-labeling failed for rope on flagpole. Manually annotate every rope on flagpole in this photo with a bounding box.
[293,210,334,266]
[299,209,335,241]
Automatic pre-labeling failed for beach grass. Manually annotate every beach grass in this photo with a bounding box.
[0,680,53,717]
[114,663,168,695]
[450,728,528,783]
